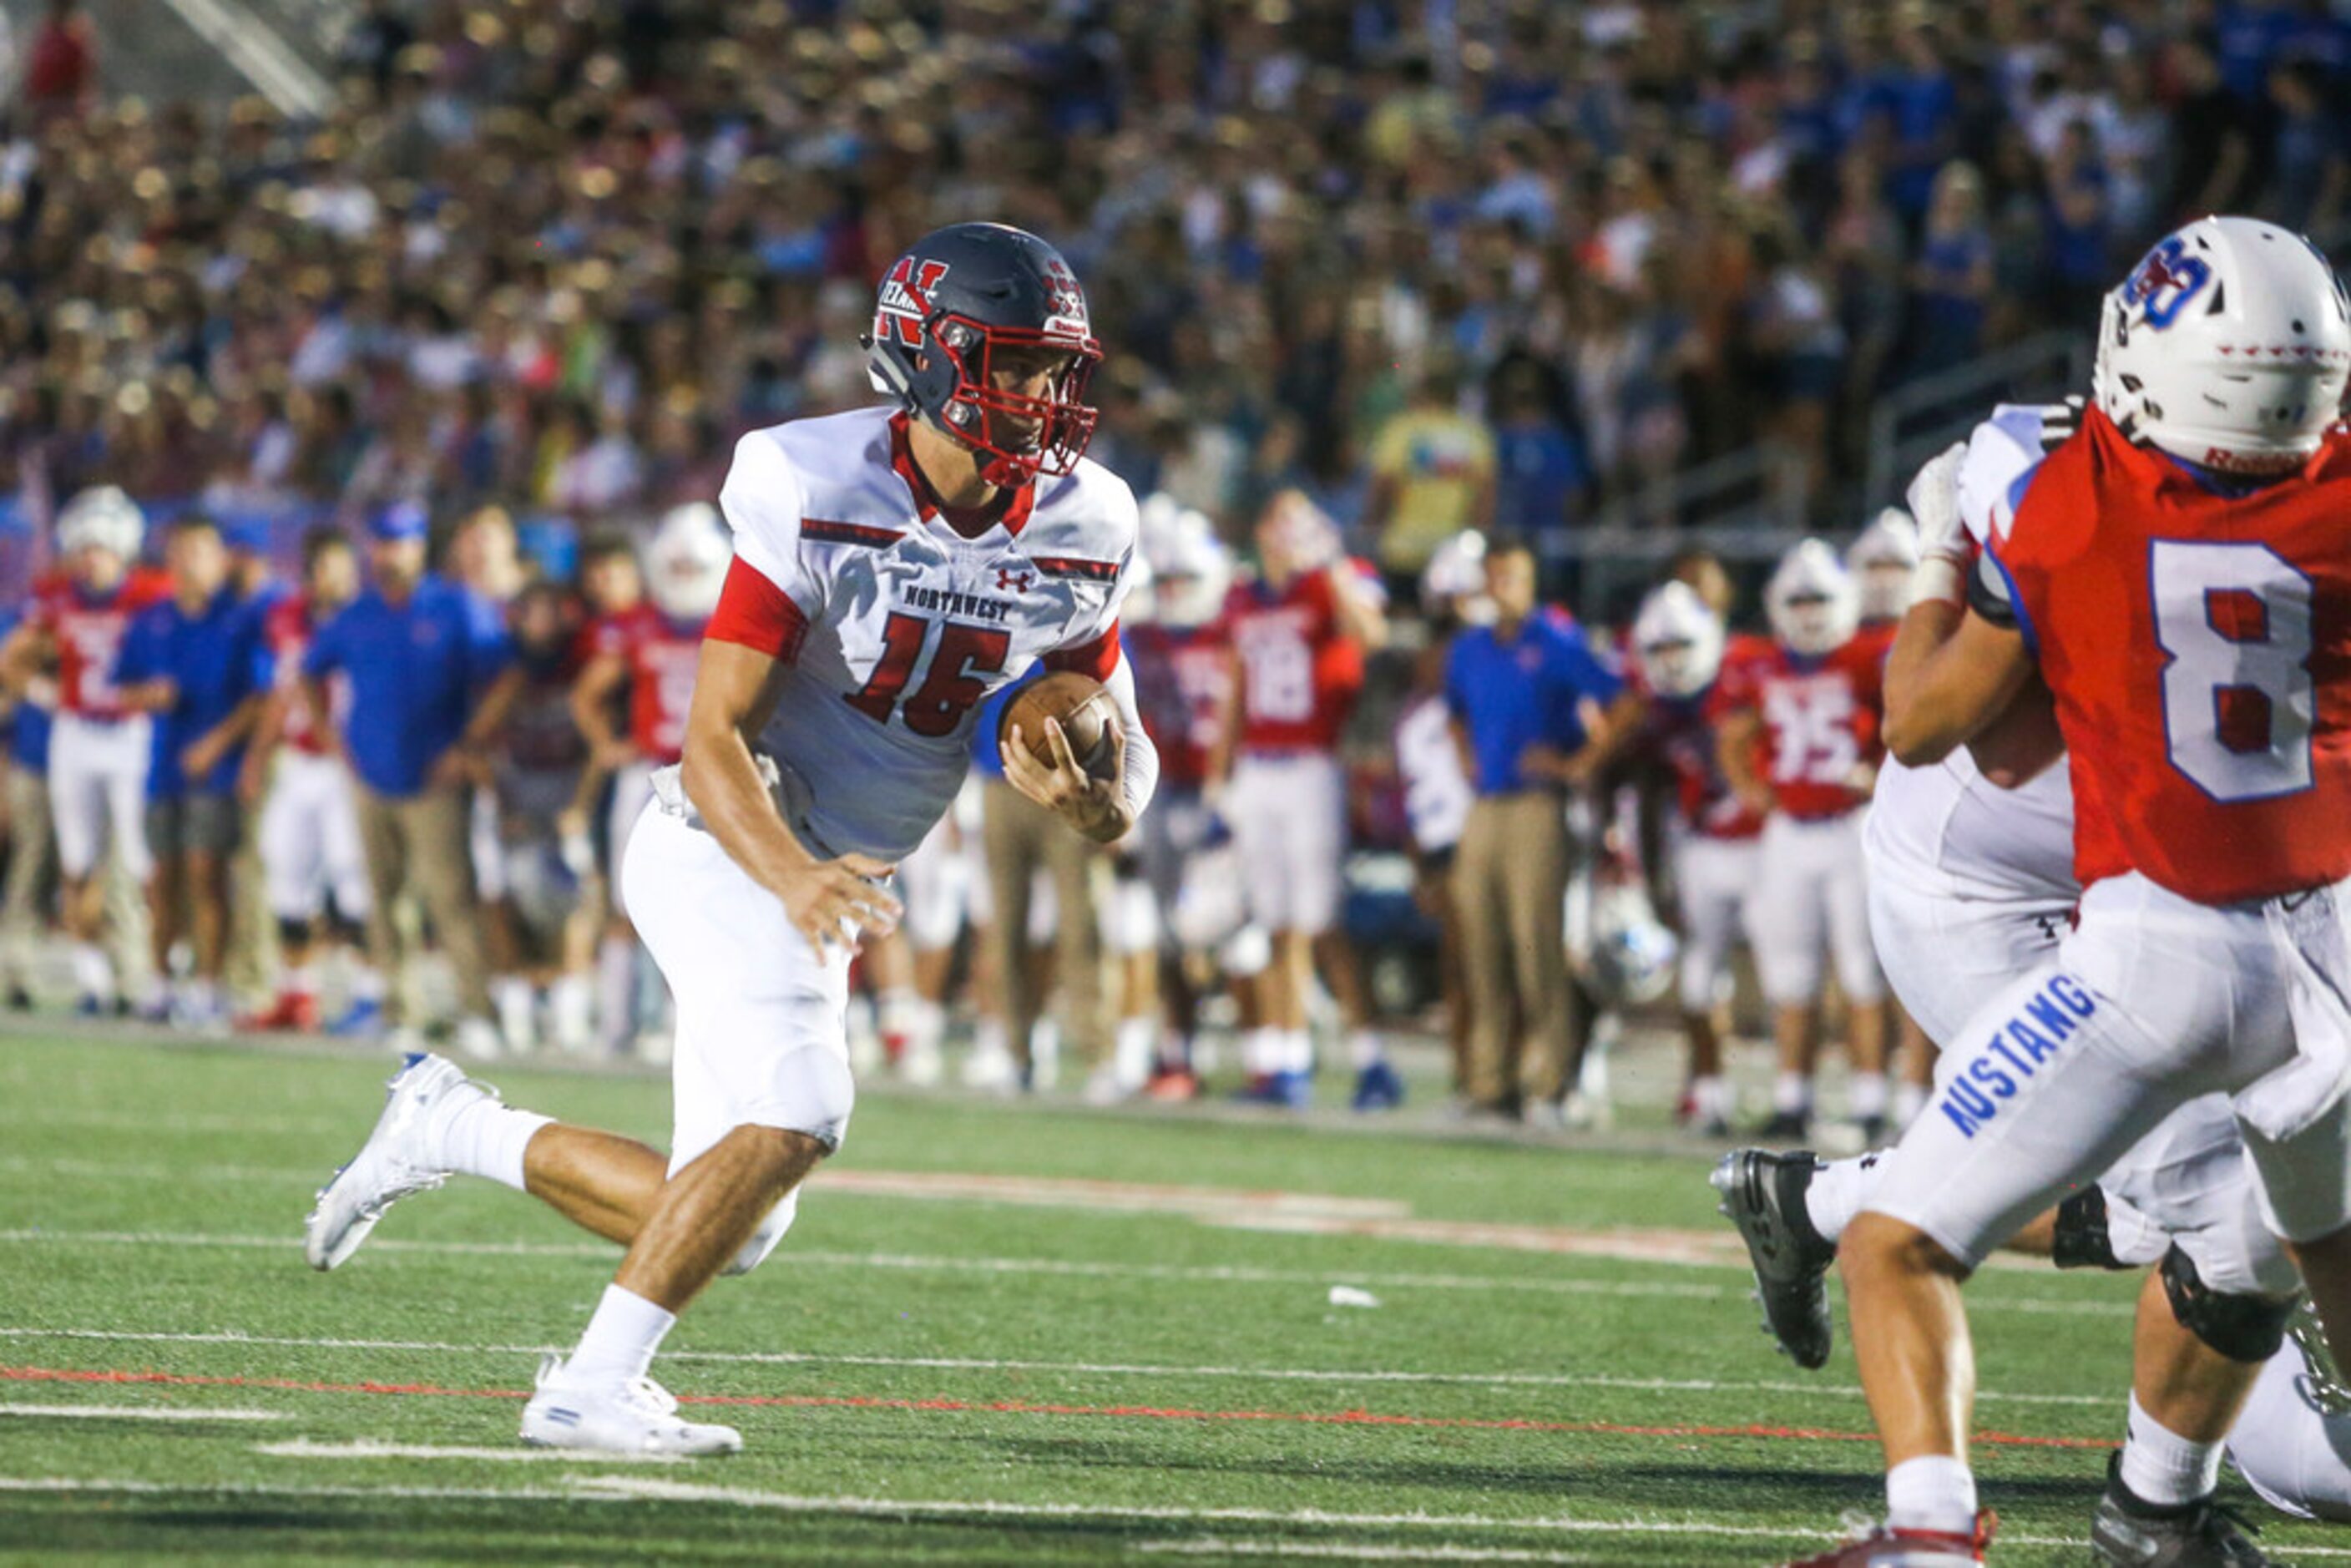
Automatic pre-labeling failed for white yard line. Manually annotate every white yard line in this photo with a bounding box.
[7,1475,2348,1556]
[0,1229,2133,1316]
[255,1440,676,1464]
[0,1326,2120,1409]
[0,1404,283,1423]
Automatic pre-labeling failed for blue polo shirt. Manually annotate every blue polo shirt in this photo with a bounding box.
[304,574,510,797]
[117,588,265,799]
[1444,609,1623,796]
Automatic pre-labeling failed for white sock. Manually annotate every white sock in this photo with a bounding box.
[1772,1071,1812,1116]
[974,1017,1010,1060]
[565,1282,675,1387]
[1114,1016,1155,1085]
[2118,1392,2224,1505]
[286,965,317,999]
[1803,1152,1885,1244]
[877,985,919,1046]
[432,1091,552,1192]
[349,961,386,1002]
[597,937,635,1046]
[1885,1453,1978,1536]
[1242,1026,1281,1077]
[549,974,594,1052]
[71,943,112,999]
[1282,1028,1315,1075]
[1849,1071,1888,1120]
[1894,1079,1929,1128]
[1691,1075,1728,1124]
[1347,1029,1383,1070]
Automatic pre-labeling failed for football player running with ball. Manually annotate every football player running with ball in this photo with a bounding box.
[303,224,1157,1457]
[1794,218,2351,1566]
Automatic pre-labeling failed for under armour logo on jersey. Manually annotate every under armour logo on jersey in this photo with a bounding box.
[875,257,952,348]
[996,568,1034,594]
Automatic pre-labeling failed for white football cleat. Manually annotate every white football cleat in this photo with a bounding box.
[304,1052,471,1271]
[519,1354,742,1456]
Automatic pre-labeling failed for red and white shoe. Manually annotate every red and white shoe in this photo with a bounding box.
[1783,1513,1995,1567]
[243,990,321,1032]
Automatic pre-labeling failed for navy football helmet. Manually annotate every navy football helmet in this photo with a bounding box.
[862,222,1103,488]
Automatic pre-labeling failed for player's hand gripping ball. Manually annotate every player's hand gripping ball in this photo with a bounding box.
[999,671,1119,779]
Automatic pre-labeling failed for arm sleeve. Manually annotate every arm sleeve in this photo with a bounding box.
[1100,646,1160,829]
[716,427,822,617]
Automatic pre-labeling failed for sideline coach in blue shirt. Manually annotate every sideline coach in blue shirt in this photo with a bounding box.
[303,503,513,1050]
[1443,537,1638,1120]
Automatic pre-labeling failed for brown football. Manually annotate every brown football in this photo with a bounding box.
[999,670,1119,778]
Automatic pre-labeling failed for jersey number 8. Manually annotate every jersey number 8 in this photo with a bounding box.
[2151,540,2314,802]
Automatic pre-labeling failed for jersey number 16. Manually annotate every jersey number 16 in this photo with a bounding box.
[845,613,1010,738]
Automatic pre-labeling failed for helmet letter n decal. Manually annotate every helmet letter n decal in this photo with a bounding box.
[874,259,952,348]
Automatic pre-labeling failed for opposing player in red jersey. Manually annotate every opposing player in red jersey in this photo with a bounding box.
[242,527,377,1032]
[0,487,170,1012]
[1712,539,1891,1141]
[1208,490,1393,1110]
[1796,219,2351,1568]
[1630,580,1766,1137]
[572,504,731,1056]
[1121,498,1235,1099]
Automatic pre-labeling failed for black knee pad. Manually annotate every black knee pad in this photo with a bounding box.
[2052,1186,2131,1271]
[2160,1244,2298,1363]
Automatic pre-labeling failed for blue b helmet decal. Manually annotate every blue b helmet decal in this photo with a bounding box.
[2125,236,2214,331]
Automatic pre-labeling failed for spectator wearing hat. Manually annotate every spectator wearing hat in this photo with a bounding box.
[1443,538,1637,1123]
[301,503,512,1056]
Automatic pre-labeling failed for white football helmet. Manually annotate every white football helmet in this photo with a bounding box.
[2095,216,2351,476]
[1847,507,1920,623]
[1766,538,1860,657]
[645,501,732,623]
[1631,579,1725,699]
[1573,883,1680,1010]
[1419,530,1494,623]
[57,485,145,561]
[1147,508,1232,629]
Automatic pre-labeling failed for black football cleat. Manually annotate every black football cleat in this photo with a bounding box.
[1711,1148,1838,1370]
[1756,1108,1811,1141]
[2090,1453,2271,1566]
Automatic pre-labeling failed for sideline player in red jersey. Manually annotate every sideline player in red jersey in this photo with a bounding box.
[1629,579,1766,1137]
[571,504,731,1056]
[1713,539,1891,1141]
[0,487,170,1013]
[1121,498,1234,1099]
[304,222,1156,1459]
[242,527,378,1033]
[1209,489,1394,1110]
[1794,218,2351,1567]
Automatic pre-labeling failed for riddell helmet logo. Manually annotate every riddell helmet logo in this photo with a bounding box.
[875,257,951,348]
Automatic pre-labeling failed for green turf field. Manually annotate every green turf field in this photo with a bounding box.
[0,1028,2334,1565]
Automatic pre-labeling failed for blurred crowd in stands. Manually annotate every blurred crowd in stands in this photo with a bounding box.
[0,0,2345,597]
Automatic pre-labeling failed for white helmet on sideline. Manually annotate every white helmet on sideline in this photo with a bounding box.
[1631,580,1725,699]
[2095,216,2351,476]
[645,502,732,623]
[1847,507,1920,623]
[1766,538,1860,657]
[57,485,145,561]
[1419,530,1492,623]
[1146,507,1231,629]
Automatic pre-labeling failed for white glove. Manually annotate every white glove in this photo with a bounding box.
[1904,442,1969,565]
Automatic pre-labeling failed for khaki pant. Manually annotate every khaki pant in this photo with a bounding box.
[981,779,1109,1068]
[1,766,53,989]
[355,782,491,1024]
[1451,792,1577,1106]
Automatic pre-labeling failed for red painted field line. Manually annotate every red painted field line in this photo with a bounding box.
[0,1364,2102,1451]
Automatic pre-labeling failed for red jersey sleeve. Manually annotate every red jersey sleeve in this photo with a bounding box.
[705,556,809,663]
